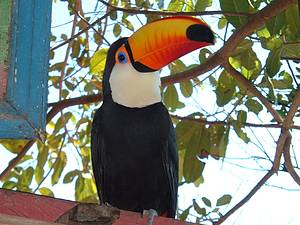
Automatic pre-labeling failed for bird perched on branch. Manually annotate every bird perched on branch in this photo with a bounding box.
[91,16,214,223]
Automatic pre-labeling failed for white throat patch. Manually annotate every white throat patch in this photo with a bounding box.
[109,63,161,108]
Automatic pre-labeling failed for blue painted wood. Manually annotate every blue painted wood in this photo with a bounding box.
[0,0,52,139]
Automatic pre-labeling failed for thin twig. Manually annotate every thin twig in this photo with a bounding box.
[51,11,113,51]
[33,134,67,193]
[161,0,295,87]
[223,62,283,124]
[98,0,253,17]
[214,170,274,225]
[171,114,300,129]
[286,60,299,87]
[70,3,110,46]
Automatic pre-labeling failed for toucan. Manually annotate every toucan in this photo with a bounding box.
[91,16,214,220]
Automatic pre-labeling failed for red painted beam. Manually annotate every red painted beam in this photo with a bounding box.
[0,189,193,225]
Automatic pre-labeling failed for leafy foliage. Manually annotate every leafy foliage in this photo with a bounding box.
[0,0,299,224]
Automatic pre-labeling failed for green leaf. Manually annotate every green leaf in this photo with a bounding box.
[216,194,232,206]
[0,139,28,154]
[256,27,270,38]
[75,177,98,203]
[281,43,300,59]
[163,85,185,112]
[183,157,205,183]
[232,121,250,143]
[202,197,212,208]
[54,112,74,134]
[285,4,300,39]
[199,48,212,64]
[167,0,184,11]
[110,10,117,20]
[184,0,194,12]
[231,39,253,57]
[122,18,134,31]
[169,59,187,74]
[51,151,67,185]
[195,0,212,11]
[65,80,75,91]
[78,54,90,68]
[113,23,121,37]
[34,141,49,184]
[216,70,236,107]
[35,167,44,184]
[179,205,192,221]
[39,187,54,197]
[17,167,34,191]
[176,120,198,149]
[90,48,109,76]
[229,40,260,72]
[61,33,68,41]
[2,181,16,189]
[218,16,227,29]
[266,12,285,36]
[183,125,206,183]
[193,199,207,215]
[272,71,293,89]
[237,110,247,123]
[208,125,229,158]
[75,174,84,200]
[245,98,263,114]
[63,170,80,184]
[70,40,80,59]
[220,0,249,28]
[266,48,282,78]
[180,80,193,98]
[261,37,283,50]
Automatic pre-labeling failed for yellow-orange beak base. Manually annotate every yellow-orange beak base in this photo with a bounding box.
[126,16,215,72]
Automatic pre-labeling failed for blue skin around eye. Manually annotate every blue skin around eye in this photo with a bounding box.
[118,51,128,64]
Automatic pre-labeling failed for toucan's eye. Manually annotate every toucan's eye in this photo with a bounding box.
[117,51,128,64]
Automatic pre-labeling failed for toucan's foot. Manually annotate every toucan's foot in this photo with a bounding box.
[143,209,158,225]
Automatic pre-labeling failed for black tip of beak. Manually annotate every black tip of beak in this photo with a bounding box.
[186,24,215,44]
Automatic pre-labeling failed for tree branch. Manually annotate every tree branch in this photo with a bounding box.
[161,0,295,87]
[98,0,253,17]
[223,62,283,124]
[281,88,300,185]
[51,11,113,51]
[282,135,300,185]
[214,170,274,225]
[215,121,291,224]
[0,94,103,181]
[171,114,300,130]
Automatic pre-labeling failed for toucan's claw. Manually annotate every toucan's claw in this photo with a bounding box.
[143,209,158,225]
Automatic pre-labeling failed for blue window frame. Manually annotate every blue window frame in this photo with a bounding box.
[0,0,52,139]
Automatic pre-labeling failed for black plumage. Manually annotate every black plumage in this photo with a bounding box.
[91,38,178,217]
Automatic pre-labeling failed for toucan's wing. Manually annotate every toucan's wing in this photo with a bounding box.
[162,119,178,217]
[91,107,105,203]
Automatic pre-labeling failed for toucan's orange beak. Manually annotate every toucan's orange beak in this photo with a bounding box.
[126,16,214,72]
